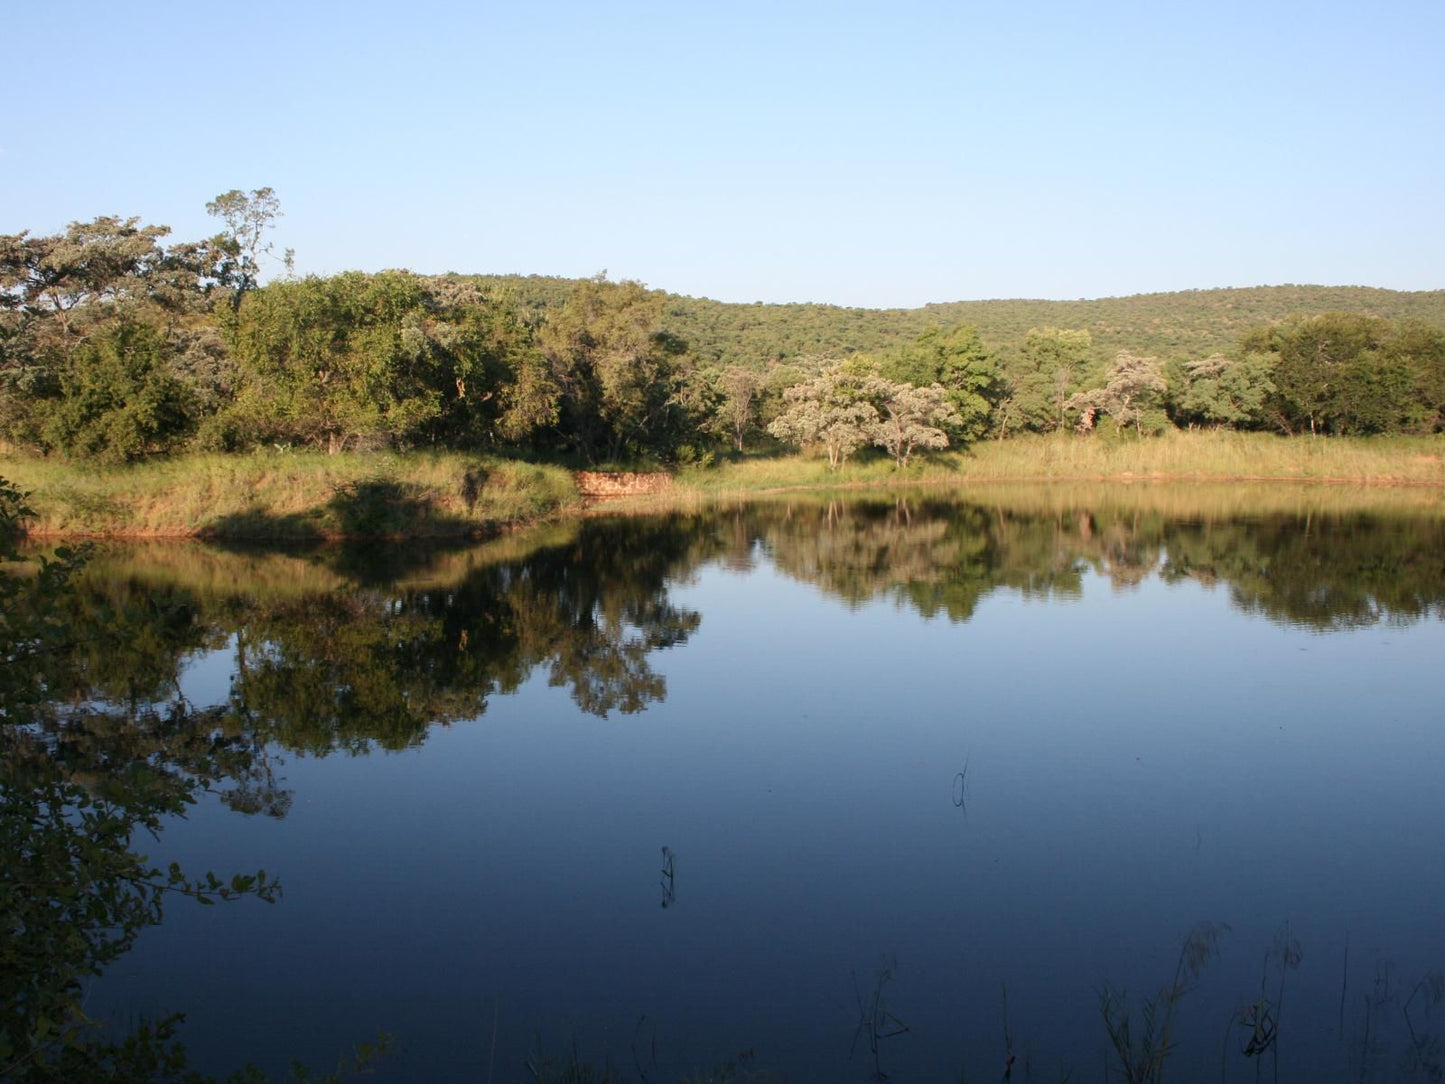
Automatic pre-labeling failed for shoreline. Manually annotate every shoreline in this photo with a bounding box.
[5,433,1444,541]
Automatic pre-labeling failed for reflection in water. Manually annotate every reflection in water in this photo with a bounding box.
[852,960,911,1082]
[52,490,1445,770]
[659,846,676,909]
[10,488,1445,1080]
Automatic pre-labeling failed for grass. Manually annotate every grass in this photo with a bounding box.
[5,431,1443,538]
[673,431,1445,496]
[0,450,580,539]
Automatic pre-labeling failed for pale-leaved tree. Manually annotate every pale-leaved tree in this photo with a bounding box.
[767,362,878,469]
[863,377,961,467]
[1068,351,1168,436]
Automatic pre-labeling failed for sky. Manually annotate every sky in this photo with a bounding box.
[5,1,1442,308]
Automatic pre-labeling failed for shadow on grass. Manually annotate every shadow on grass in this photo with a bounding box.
[201,478,486,541]
[199,505,329,542]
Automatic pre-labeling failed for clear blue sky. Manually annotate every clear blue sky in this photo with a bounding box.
[5,1,1441,308]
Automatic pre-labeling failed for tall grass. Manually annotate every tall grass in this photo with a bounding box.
[5,431,1442,537]
[0,450,580,538]
[674,431,1445,497]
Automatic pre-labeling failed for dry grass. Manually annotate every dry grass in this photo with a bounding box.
[675,431,1445,497]
[5,432,1443,538]
[0,450,580,538]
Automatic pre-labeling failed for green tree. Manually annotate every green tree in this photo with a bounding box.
[223,272,445,453]
[1243,312,1411,436]
[1174,352,1275,429]
[41,320,196,462]
[511,277,686,461]
[998,327,1095,435]
[877,325,1001,442]
[716,365,764,451]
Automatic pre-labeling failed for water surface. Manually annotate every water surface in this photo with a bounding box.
[31,489,1445,1081]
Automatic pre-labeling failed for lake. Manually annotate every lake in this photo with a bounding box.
[19,486,1445,1082]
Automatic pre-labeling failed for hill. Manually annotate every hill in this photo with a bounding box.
[464,277,1445,367]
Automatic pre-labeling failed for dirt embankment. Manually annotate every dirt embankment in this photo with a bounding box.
[574,471,675,498]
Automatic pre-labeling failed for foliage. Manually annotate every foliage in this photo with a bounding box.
[1244,312,1445,436]
[506,276,688,462]
[1099,922,1229,1083]
[767,363,879,469]
[876,324,1002,442]
[997,327,1096,436]
[1171,351,1274,429]
[205,188,289,312]
[6,198,1445,466]
[40,319,197,462]
[1068,351,1169,436]
[716,365,764,451]
[863,377,961,466]
[222,272,451,453]
[0,476,289,1081]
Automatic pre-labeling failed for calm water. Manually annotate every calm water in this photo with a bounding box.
[36,492,1445,1080]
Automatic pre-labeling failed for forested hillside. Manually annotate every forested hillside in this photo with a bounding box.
[4,195,1444,468]
[473,275,1445,369]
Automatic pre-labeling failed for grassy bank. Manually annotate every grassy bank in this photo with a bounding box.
[4,432,1442,538]
[676,431,1445,494]
[0,451,580,539]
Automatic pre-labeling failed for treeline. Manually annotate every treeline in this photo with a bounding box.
[4,195,1444,466]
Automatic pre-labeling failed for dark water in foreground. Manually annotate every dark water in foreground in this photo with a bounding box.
[36,493,1445,1080]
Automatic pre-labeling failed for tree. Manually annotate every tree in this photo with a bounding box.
[223,271,445,453]
[1175,352,1275,429]
[717,365,763,451]
[878,325,1002,443]
[863,377,961,467]
[42,319,196,462]
[1068,351,1168,436]
[515,277,686,461]
[0,216,171,358]
[998,327,1095,435]
[206,187,290,312]
[1242,312,1414,436]
[767,362,878,469]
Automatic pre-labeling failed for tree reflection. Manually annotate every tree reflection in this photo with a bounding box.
[9,486,1445,1077]
[50,495,1445,776]
[713,494,1445,631]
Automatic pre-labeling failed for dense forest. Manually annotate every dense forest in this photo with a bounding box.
[4,192,1444,467]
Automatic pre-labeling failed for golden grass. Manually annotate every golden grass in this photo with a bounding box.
[0,450,580,538]
[5,432,1443,538]
[674,431,1445,496]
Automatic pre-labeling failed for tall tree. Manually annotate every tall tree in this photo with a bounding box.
[205,187,290,312]
[1244,313,1415,435]
[223,271,444,453]
[998,327,1095,435]
[1174,352,1275,429]
[878,324,1002,443]
[518,277,686,461]
[717,365,764,451]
